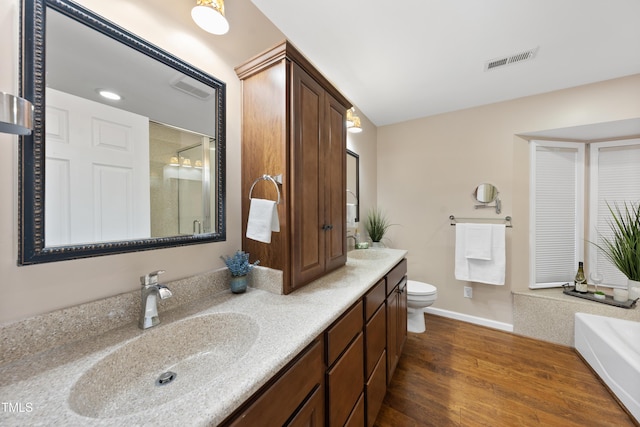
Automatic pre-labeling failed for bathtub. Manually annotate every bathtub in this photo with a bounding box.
[575,313,640,422]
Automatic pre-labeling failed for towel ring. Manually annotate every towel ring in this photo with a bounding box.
[249,174,282,204]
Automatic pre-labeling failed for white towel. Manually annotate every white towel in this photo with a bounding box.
[347,203,357,227]
[464,224,493,260]
[455,224,505,285]
[246,198,280,244]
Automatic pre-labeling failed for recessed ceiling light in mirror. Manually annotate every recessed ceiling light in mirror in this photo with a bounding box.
[97,89,122,101]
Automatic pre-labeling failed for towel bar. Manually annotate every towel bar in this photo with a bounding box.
[449,214,512,228]
[249,174,282,204]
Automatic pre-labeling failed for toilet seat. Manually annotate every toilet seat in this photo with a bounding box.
[407,280,437,296]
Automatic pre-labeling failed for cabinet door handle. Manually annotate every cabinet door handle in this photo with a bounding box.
[322,224,334,231]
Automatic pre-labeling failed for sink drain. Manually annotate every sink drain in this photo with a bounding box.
[155,371,177,386]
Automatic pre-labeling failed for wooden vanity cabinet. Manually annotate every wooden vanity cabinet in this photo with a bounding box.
[221,259,408,427]
[325,301,365,427]
[386,259,408,383]
[235,41,351,294]
[364,279,387,427]
[222,339,324,427]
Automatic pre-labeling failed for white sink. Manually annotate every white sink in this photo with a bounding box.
[348,249,390,260]
[69,312,258,419]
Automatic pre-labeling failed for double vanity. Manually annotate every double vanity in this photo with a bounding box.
[0,248,407,426]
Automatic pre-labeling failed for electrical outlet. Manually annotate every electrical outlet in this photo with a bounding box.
[464,286,473,298]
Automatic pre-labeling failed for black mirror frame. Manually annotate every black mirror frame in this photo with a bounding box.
[346,149,360,223]
[18,0,226,265]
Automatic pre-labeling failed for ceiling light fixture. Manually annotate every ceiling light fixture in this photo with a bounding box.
[346,107,355,127]
[0,92,33,135]
[346,108,362,133]
[97,89,122,101]
[348,115,362,133]
[191,0,229,35]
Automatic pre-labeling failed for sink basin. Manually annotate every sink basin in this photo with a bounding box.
[69,312,258,419]
[348,249,390,260]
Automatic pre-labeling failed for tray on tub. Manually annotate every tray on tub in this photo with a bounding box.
[562,284,638,309]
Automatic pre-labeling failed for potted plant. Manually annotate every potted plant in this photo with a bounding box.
[365,207,392,247]
[221,250,260,293]
[591,202,640,288]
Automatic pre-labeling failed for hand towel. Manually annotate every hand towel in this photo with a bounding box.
[455,223,506,285]
[347,203,357,227]
[246,198,280,244]
[464,224,493,260]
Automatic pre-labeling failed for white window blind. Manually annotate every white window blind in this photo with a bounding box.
[588,139,640,288]
[530,141,584,287]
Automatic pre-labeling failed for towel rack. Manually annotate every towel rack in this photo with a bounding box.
[249,174,282,204]
[449,215,512,228]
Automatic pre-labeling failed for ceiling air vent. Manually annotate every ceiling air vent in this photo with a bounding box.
[170,75,215,100]
[485,47,539,71]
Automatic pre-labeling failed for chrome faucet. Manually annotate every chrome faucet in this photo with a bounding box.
[346,233,360,251]
[139,270,173,329]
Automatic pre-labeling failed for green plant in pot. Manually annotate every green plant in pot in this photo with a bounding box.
[591,201,640,287]
[221,250,260,294]
[365,207,392,247]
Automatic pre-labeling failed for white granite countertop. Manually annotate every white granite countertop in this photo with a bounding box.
[0,248,406,426]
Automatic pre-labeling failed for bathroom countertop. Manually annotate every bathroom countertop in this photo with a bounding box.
[0,248,407,426]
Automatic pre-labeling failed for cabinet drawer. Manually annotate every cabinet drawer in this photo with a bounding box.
[227,340,323,426]
[364,278,386,321]
[327,332,364,427]
[365,303,386,379]
[287,384,324,427]
[344,392,365,427]
[386,258,407,295]
[326,301,363,366]
[366,350,387,427]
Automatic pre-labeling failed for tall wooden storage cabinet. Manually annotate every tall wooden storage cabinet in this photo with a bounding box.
[235,41,351,294]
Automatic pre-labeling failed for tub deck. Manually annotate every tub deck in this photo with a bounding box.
[575,312,640,423]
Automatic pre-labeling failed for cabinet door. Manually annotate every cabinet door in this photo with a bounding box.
[397,278,408,357]
[327,333,364,427]
[344,393,365,427]
[287,385,324,427]
[225,340,323,426]
[291,63,326,288]
[323,92,347,271]
[386,289,398,384]
[366,350,387,427]
[365,304,386,379]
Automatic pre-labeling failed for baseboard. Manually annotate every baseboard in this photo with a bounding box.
[424,307,514,332]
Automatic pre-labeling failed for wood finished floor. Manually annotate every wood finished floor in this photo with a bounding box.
[374,314,636,427]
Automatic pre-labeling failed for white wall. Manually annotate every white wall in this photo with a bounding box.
[377,74,640,325]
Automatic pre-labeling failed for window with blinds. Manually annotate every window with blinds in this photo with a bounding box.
[530,141,584,288]
[588,139,640,288]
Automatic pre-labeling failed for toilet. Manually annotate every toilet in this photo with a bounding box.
[406,280,438,333]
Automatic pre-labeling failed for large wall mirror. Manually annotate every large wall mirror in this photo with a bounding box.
[19,0,226,264]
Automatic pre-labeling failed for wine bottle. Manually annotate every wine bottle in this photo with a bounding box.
[575,262,587,293]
